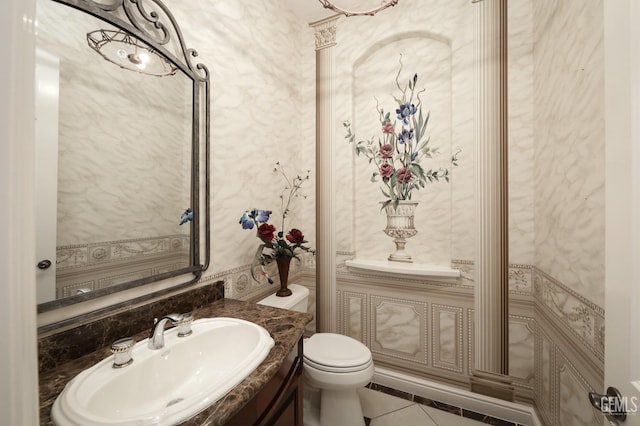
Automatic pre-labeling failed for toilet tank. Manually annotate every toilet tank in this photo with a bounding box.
[257,284,309,313]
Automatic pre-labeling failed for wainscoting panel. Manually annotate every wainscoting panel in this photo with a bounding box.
[432,304,463,373]
[467,309,536,400]
[534,301,604,426]
[508,315,535,389]
[343,291,368,344]
[370,295,428,365]
[225,260,604,425]
[557,351,601,426]
[536,332,553,426]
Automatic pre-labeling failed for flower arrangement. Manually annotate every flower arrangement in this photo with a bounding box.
[344,58,459,210]
[239,163,313,283]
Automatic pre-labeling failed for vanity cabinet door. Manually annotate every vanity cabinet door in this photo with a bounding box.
[263,362,303,426]
[226,338,303,426]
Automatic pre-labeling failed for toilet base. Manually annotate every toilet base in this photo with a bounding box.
[319,389,365,426]
[303,386,320,426]
[303,385,366,426]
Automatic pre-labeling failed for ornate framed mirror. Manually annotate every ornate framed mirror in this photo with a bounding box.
[35,0,210,315]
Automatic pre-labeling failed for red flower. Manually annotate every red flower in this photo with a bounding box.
[257,223,276,241]
[379,144,393,159]
[382,122,395,134]
[379,162,394,178]
[397,167,412,184]
[286,228,305,244]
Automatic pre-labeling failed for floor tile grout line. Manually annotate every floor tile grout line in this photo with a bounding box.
[366,382,506,426]
[369,402,418,419]
[417,403,442,425]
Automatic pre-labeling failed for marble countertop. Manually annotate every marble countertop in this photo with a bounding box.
[39,298,312,425]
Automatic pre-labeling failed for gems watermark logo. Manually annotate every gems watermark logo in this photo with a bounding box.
[600,396,639,416]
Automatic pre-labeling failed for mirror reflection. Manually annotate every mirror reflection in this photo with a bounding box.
[35,0,198,306]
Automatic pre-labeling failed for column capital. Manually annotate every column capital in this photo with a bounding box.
[310,15,339,50]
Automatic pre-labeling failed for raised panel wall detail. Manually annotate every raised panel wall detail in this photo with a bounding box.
[432,304,463,373]
[509,316,535,389]
[343,291,367,344]
[371,295,427,364]
[557,350,601,426]
[538,333,553,425]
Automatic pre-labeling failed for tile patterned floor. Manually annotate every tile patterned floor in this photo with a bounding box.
[359,384,527,426]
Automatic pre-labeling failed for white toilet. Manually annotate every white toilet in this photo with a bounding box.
[258,284,374,426]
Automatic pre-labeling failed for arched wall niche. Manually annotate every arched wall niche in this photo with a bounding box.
[331,22,475,267]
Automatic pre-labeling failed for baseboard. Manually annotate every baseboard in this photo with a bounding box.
[373,366,543,426]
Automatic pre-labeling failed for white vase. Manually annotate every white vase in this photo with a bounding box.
[382,201,419,263]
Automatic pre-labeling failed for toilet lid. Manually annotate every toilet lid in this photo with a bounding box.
[304,333,372,372]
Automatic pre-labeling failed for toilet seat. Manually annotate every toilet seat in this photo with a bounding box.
[304,356,372,373]
[304,333,372,373]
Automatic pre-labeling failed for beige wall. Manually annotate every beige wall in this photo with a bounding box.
[32,0,606,423]
[164,0,317,290]
[532,0,605,424]
[532,0,605,310]
[235,1,604,425]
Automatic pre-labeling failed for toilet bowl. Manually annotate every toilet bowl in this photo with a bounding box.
[258,284,373,426]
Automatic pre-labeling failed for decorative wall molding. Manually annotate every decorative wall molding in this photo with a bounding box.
[342,291,368,344]
[370,295,428,365]
[534,316,604,426]
[556,350,601,425]
[508,315,536,390]
[535,331,553,425]
[220,260,604,425]
[533,267,604,363]
[201,263,273,301]
[311,15,338,50]
[55,234,190,297]
[338,256,534,295]
[204,257,314,303]
[56,234,189,270]
[432,304,464,373]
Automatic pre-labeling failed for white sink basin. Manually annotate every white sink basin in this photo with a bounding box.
[52,317,275,426]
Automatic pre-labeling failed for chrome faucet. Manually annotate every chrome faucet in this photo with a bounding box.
[148,313,183,350]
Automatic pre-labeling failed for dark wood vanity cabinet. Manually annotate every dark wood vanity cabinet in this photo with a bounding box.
[226,337,304,426]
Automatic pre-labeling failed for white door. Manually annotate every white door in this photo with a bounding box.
[34,48,59,303]
[603,1,640,425]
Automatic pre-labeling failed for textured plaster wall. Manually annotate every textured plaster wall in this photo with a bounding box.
[333,0,474,265]
[532,0,605,309]
[332,0,536,267]
[165,0,317,276]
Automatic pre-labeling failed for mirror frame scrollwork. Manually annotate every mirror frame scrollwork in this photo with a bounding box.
[37,0,210,315]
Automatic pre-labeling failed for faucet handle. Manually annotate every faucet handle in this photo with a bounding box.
[176,312,194,337]
[110,337,135,368]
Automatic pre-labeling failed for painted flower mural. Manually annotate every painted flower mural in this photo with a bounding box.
[345,58,460,210]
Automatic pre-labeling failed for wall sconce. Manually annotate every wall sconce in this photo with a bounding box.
[317,0,399,17]
[86,29,178,77]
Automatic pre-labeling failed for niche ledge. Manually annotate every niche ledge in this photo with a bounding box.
[345,259,461,279]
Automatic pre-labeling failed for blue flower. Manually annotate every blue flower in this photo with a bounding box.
[179,208,193,225]
[239,211,255,229]
[398,128,414,144]
[239,209,272,230]
[396,102,417,125]
[410,152,418,161]
[251,209,272,223]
